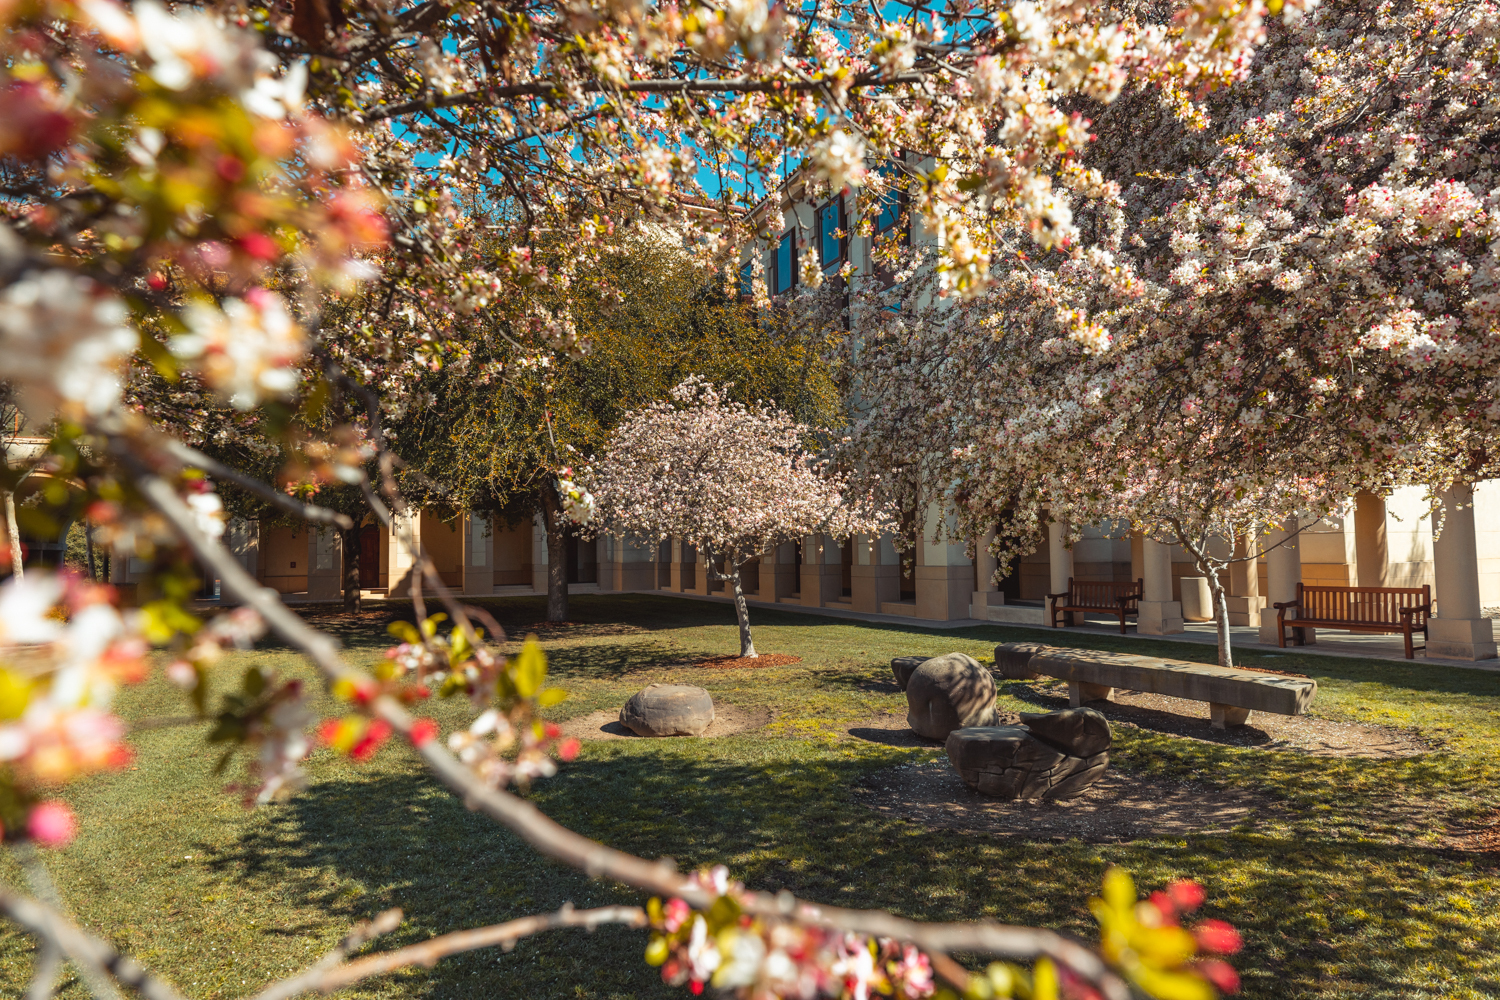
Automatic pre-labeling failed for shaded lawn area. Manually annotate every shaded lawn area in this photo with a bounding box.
[2,594,1498,1000]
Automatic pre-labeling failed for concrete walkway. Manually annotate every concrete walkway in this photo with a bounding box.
[661,591,1500,671]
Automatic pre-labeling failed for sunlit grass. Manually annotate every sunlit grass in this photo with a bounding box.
[1,594,1497,1000]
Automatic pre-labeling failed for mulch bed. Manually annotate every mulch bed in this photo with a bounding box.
[559,705,773,740]
[1009,680,1434,758]
[856,760,1277,843]
[694,653,802,669]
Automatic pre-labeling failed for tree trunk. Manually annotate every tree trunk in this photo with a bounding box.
[728,561,757,658]
[85,524,97,582]
[341,523,361,612]
[539,483,569,623]
[1203,565,1234,669]
[3,489,21,580]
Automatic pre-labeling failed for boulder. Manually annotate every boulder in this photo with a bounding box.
[1020,707,1112,757]
[906,653,997,740]
[993,642,1052,680]
[945,720,1110,801]
[619,684,715,737]
[891,655,930,691]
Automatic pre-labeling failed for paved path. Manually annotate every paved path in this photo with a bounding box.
[663,592,1500,671]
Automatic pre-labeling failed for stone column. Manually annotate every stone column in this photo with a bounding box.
[530,514,548,594]
[461,513,494,596]
[669,538,687,592]
[916,503,973,621]
[800,534,841,606]
[1225,532,1265,626]
[971,529,1002,619]
[307,526,342,601]
[1354,491,1389,588]
[1138,536,1184,634]
[1257,520,1310,644]
[851,532,900,613]
[1047,521,1073,598]
[611,532,656,592]
[1430,483,1498,660]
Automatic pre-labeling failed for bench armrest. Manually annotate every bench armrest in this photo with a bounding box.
[1398,603,1432,618]
[1272,599,1301,611]
[1045,591,1071,601]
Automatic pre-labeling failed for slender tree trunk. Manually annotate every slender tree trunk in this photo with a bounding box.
[539,483,569,623]
[341,523,361,612]
[4,489,22,580]
[85,524,97,582]
[1206,568,1234,669]
[728,560,757,658]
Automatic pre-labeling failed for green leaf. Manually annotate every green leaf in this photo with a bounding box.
[387,621,421,645]
[420,613,448,640]
[242,666,267,698]
[511,636,547,698]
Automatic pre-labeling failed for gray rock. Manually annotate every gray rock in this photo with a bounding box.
[891,655,930,691]
[945,724,1109,801]
[1021,707,1111,757]
[619,684,715,737]
[993,642,1050,680]
[906,652,997,740]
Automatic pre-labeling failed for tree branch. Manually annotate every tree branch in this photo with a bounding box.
[0,885,181,1000]
[272,904,646,997]
[156,438,354,530]
[250,908,403,1000]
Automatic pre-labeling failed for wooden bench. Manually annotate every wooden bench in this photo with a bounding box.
[1273,583,1431,659]
[1047,578,1143,633]
[995,643,1317,729]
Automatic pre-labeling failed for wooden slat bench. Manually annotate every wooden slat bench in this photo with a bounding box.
[1047,578,1144,633]
[1273,583,1432,659]
[994,643,1317,729]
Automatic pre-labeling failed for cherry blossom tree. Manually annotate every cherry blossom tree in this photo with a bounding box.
[838,0,1500,669]
[588,379,888,658]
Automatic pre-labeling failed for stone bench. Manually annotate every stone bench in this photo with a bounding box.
[994,643,1317,729]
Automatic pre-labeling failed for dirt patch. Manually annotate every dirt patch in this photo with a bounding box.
[511,622,649,640]
[856,760,1274,842]
[1444,809,1500,854]
[560,704,773,740]
[1006,680,1433,759]
[695,653,802,670]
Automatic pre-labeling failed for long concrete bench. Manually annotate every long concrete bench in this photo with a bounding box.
[994,643,1317,729]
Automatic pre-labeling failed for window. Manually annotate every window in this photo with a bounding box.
[738,261,753,297]
[818,199,844,272]
[875,160,903,234]
[774,230,795,295]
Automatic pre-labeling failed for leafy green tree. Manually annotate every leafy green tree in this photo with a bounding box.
[399,231,841,621]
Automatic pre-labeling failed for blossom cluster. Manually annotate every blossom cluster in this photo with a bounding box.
[0,572,146,843]
[646,868,934,1000]
[646,868,1240,1000]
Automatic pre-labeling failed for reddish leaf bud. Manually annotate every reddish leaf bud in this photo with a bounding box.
[1197,958,1240,994]
[1194,919,1243,955]
[1167,880,1206,912]
[409,718,439,747]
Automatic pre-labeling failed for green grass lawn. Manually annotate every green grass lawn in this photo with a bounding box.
[3,594,1499,1000]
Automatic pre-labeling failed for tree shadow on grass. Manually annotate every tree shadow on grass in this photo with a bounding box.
[192,742,1500,1000]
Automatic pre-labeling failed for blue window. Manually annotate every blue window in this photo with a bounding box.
[819,200,843,271]
[875,161,902,233]
[774,231,795,294]
[738,262,753,297]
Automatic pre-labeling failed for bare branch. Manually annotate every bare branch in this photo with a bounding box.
[156,438,355,530]
[263,904,646,998]
[251,908,403,1000]
[0,885,182,1000]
